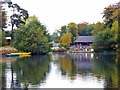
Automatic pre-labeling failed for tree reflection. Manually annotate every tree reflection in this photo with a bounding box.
[12,55,50,87]
[92,54,119,88]
[2,53,120,88]
[59,54,78,80]
[58,53,120,88]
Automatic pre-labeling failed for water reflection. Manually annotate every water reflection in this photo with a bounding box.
[1,53,120,88]
[2,55,51,88]
[53,53,119,88]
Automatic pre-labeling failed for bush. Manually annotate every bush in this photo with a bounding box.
[52,47,66,52]
[58,47,67,52]
[0,47,18,55]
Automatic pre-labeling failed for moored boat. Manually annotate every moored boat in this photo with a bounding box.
[5,54,20,57]
[11,52,31,55]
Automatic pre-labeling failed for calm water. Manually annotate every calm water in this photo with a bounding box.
[1,53,120,88]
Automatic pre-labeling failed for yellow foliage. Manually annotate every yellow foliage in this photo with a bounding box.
[60,32,71,47]
[115,44,118,48]
[54,36,58,38]
[60,37,63,45]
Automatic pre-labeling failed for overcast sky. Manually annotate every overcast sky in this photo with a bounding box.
[11,0,119,34]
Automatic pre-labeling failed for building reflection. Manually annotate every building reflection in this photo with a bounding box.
[54,53,119,88]
[69,53,94,73]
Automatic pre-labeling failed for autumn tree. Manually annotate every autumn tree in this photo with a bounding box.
[103,3,119,28]
[60,32,71,47]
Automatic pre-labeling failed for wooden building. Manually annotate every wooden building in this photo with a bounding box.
[75,36,95,48]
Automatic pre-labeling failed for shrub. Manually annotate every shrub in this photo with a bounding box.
[0,47,18,55]
[58,47,66,52]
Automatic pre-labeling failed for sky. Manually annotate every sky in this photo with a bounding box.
[11,0,120,34]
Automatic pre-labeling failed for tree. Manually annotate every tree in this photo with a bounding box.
[92,28,117,52]
[12,16,49,54]
[103,3,119,28]
[67,22,78,44]
[60,32,71,47]
[111,21,118,42]
[60,25,67,37]
[8,3,29,39]
[91,22,105,35]
[79,25,94,36]
[78,22,89,35]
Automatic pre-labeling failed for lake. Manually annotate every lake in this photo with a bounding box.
[0,53,120,88]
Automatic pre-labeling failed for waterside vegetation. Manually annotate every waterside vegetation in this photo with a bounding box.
[0,1,120,54]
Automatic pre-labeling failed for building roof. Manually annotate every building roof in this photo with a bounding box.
[75,36,95,43]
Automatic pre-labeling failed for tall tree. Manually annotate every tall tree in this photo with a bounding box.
[8,3,29,39]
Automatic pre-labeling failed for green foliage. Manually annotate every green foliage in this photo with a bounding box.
[5,31,11,37]
[0,30,7,46]
[92,28,117,52]
[79,25,94,36]
[60,25,67,37]
[91,22,105,35]
[12,16,49,54]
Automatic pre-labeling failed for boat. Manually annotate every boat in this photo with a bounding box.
[5,54,20,57]
[5,52,31,57]
[11,52,31,55]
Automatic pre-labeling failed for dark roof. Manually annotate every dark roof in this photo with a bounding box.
[75,36,95,43]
